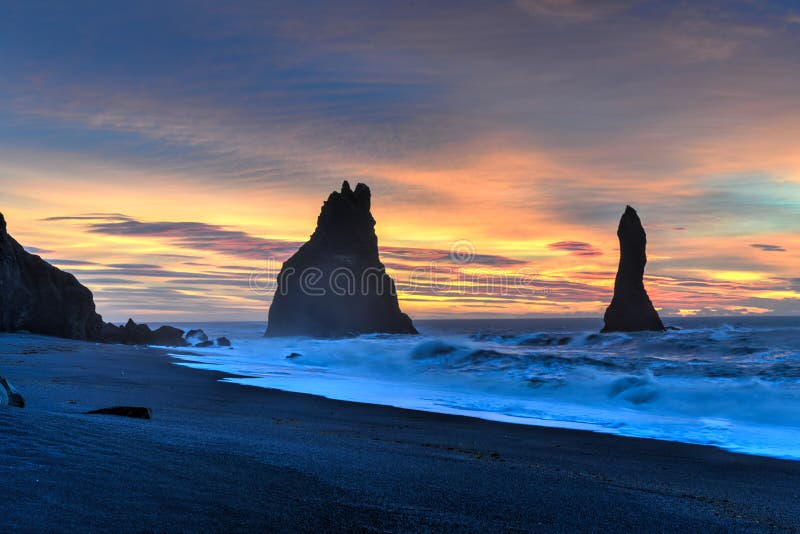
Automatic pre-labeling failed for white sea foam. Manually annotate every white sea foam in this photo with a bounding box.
[166,318,800,460]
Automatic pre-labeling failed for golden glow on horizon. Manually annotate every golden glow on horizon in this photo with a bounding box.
[4,141,800,321]
[755,291,800,300]
[710,271,765,282]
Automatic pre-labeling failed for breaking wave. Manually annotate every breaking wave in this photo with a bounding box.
[166,317,800,460]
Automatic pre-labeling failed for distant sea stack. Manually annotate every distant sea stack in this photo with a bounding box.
[0,212,104,340]
[266,181,417,337]
[602,206,665,333]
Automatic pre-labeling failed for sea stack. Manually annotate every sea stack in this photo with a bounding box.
[0,212,104,340]
[266,181,417,337]
[602,206,665,333]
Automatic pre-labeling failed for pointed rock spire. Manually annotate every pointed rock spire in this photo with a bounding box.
[602,205,665,333]
[266,182,417,337]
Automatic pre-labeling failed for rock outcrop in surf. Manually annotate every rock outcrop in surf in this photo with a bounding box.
[101,320,188,347]
[266,181,417,337]
[602,206,665,333]
[0,212,104,340]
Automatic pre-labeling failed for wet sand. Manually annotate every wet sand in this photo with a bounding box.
[1,333,799,532]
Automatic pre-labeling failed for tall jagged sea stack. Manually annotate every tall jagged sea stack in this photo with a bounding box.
[266,181,417,337]
[602,206,665,333]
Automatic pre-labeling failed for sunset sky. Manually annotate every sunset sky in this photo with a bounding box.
[3,0,800,322]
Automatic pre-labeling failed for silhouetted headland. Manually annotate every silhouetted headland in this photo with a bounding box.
[0,212,104,340]
[602,206,665,333]
[0,212,205,347]
[266,181,417,337]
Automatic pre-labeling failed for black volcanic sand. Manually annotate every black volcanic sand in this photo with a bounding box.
[1,334,799,532]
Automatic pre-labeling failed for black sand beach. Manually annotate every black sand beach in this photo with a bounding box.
[1,333,799,532]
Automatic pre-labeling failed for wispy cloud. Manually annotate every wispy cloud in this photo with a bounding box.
[106,263,163,269]
[382,247,527,267]
[547,241,603,256]
[42,213,134,222]
[49,259,101,267]
[23,246,53,255]
[84,218,303,261]
[751,243,786,252]
[515,0,637,22]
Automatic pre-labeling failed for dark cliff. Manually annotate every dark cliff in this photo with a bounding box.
[0,212,190,346]
[0,212,104,340]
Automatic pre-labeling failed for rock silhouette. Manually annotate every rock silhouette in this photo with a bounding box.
[602,206,665,333]
[0,212,104,340]
[185,329,208,345]
[266,181,417,337]
[86,406,152,419]
[0,376,25,408]
[0,212,195,346]
[101,319,188,347]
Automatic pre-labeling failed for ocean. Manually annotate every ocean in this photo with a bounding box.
[165,316,800,460]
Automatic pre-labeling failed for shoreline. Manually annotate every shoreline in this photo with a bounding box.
[165,320,800,463]
[2,333,800,531]
[175,358,796,463]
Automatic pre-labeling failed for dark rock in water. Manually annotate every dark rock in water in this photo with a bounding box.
[151,325,187,346]
[0,212,104,340]
[195,340,214,348]
[602,206,665,333]
[86,406,152,419]
[0,376,24,408]
[286,352,302,359]
[185,329,208,345]
[101,319,188,347]
[265,181,417,337]
[216,336,232,347]
[665,326,681,331]
[115,319,151,344]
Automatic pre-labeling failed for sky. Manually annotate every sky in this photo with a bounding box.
[2,0,800,322]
